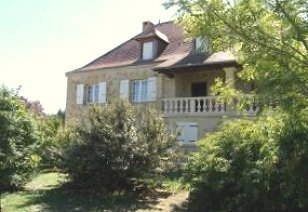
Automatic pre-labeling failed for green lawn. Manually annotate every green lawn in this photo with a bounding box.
[1,172,186,212]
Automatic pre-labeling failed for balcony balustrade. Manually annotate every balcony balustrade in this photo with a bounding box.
[162,96,258,116]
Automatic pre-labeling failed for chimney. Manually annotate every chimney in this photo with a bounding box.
[142,21,154,32]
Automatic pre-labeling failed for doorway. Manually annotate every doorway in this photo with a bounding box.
[191,82,207,112]
[191,82,207,97]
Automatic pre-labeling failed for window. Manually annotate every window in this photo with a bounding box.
[133,79,148,102]
[87,85,94,103]
[195,36,209,53]
[132,77,156,102]
[85,82,106,104]
[142,41,154,60]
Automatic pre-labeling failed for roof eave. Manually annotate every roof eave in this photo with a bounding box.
[153,60,240,73]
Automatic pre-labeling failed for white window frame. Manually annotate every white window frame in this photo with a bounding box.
[87,85,94,103]
[132,79,148,102]
[86,82,107,104]
[142,41,154,60]
[195,36,209,53]
[132,77,156,103]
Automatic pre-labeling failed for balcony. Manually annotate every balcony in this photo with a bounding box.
[162,96,258,117]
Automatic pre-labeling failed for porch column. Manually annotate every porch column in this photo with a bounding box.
[223,67,237,88]
[223,67,237,114]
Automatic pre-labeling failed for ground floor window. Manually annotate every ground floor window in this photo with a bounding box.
[132,77,156,102]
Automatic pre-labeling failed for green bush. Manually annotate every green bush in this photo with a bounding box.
[184,110,308,212]
[0,87,40,190]
[61,100,176,192]
[35,114,64,169]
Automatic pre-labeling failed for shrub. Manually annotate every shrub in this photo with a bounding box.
[0,87,40,190]
[35,114,64,169]
[61,100,176,192]
[184,110,308,212]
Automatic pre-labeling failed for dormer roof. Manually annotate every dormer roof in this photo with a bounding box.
[134,28,169,43]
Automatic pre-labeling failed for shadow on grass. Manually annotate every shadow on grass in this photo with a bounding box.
[16,182,173,212]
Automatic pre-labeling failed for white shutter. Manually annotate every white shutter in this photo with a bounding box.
[120,80,129,99]
[147,77,156,101]
[177,122,198,143]
[76,84,84,105]
[98,82,106,103]
[142,41,153,60]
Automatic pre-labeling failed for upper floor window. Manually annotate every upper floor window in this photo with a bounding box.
[195,36,209,53]
[142,41,154,60]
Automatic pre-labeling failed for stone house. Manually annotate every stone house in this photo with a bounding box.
[65,21,257,144]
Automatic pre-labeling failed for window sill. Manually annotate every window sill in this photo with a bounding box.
[131,100,156,104]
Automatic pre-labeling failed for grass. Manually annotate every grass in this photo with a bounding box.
[1,171,186,212]
[161,171,188,192]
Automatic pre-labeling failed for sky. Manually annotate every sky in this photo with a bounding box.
[0,0,177,114]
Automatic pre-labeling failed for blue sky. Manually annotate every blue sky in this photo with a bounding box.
[0,0,177,114]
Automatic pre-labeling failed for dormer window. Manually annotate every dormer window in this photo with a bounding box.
[135,22,169,61]
[195,36,209,53]
[142,41,154,60]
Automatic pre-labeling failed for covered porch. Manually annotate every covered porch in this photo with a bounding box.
[156,61,256,117]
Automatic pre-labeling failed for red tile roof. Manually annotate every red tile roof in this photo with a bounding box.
[72,21,236,73]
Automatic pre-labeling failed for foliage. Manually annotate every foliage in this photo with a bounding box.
[56,109,65,124]
[19,96,45,115]
[165,0,307,111]
[0,87,40,190]
[165,0,308,211]
[35,114,65,169]
[61,100,176,192]
[184,110,308,211]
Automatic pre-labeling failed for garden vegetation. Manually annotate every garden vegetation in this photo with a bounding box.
[166,0,308,211]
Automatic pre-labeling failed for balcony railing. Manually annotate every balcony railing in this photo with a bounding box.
[162,96,258,116]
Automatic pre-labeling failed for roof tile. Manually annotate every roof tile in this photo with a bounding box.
[73,21,236,72]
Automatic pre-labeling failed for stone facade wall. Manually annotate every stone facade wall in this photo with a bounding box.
[174,68,226,97]
[66,65,249,143]
[65,63,162,122]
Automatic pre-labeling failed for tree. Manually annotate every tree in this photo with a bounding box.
[0,87,40,190]
[19,96,45,115]
[165,0,308,211]
[165,0,307,111]
[61,100,176,193]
